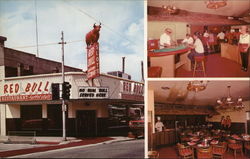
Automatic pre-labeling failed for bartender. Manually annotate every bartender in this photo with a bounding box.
[239,25,250,72]
[160,28,175,49]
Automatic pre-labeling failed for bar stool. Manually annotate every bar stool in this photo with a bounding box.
[193,56,206,77]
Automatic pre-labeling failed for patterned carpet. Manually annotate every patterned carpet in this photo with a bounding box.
[176,53,250,77]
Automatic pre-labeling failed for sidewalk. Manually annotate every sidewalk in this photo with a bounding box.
[0,136,135,157]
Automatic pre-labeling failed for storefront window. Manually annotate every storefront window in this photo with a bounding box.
[47,104,62,130]
[21,105,42,130]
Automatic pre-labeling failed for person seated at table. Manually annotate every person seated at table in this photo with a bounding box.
[187,32,205,68]
[238,25,250,72]
[159,28,176,49]
[155,116,164,132]
[182,33,194,46]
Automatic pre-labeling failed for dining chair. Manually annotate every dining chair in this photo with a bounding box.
[197,146,213,159]
[212,144,227,159]
[227,139,243,159]
[177,143,194,159]
[244,141,250,156]
[148,150,159,159]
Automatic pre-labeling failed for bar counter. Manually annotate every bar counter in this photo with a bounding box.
[148,45,191,77]
[221,43,241,65]
[152,129,176,148]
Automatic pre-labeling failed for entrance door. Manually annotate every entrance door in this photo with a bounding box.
[76,110,97,137]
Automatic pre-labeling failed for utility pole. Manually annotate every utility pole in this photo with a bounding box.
[34,0,39,57]
[141,61,144,82]
[59,31,67,141]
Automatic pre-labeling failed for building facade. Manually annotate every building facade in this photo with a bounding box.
[0,36,144,137]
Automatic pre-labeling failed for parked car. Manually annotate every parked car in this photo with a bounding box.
[129,116,144,138]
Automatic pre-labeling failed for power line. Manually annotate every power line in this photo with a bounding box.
[13,1,138,49]
[62,0,137,46]
[13,40,82,49]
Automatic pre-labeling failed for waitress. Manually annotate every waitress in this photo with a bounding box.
[239,25,250,72]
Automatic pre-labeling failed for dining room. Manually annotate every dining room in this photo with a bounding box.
[147,80,250,159]
[147,0,250,78]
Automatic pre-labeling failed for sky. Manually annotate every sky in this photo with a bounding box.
[0,0,144,81]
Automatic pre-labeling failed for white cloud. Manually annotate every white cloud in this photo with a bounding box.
[0,0,144,81]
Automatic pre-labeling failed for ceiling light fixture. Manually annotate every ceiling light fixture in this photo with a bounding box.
[187,81,208,92]
[205,0,227,9]
[216,85,244,111]
[162,5,179,15]
[162,0,179,15]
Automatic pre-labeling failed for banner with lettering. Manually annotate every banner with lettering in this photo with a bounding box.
[78,87,108,99]
[87,43,100,80]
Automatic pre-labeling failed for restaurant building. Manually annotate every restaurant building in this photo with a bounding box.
[0,36,144,137]
[147,80,250,158]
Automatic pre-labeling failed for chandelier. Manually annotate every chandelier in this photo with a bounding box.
[162,4,179,15]
[216,86,244,111]
[187,81,208,92]
[205,0,227,9]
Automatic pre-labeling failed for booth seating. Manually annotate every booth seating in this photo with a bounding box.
[148,66,162,77]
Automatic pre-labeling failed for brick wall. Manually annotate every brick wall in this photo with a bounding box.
[0,66,5,80]
[3,48,82,77]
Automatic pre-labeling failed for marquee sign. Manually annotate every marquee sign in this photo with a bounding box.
[120,81,144,101]
[78,87,108,99]
[120,81,144,95]
[87,43,100,80]
[0,81,52,102]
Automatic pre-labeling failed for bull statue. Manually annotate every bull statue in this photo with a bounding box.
[85,23,101,48]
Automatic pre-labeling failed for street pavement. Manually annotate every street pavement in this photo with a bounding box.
[9,139,144,158]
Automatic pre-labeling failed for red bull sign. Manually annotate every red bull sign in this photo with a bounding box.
[87,43,100,80]
[0,81,52,102]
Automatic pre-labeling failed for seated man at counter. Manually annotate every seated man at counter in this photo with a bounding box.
[239,25,250,72]
[159,28,176,49]
[182,33,194,45]
[188,32,205,67]
[155,116,164,132]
